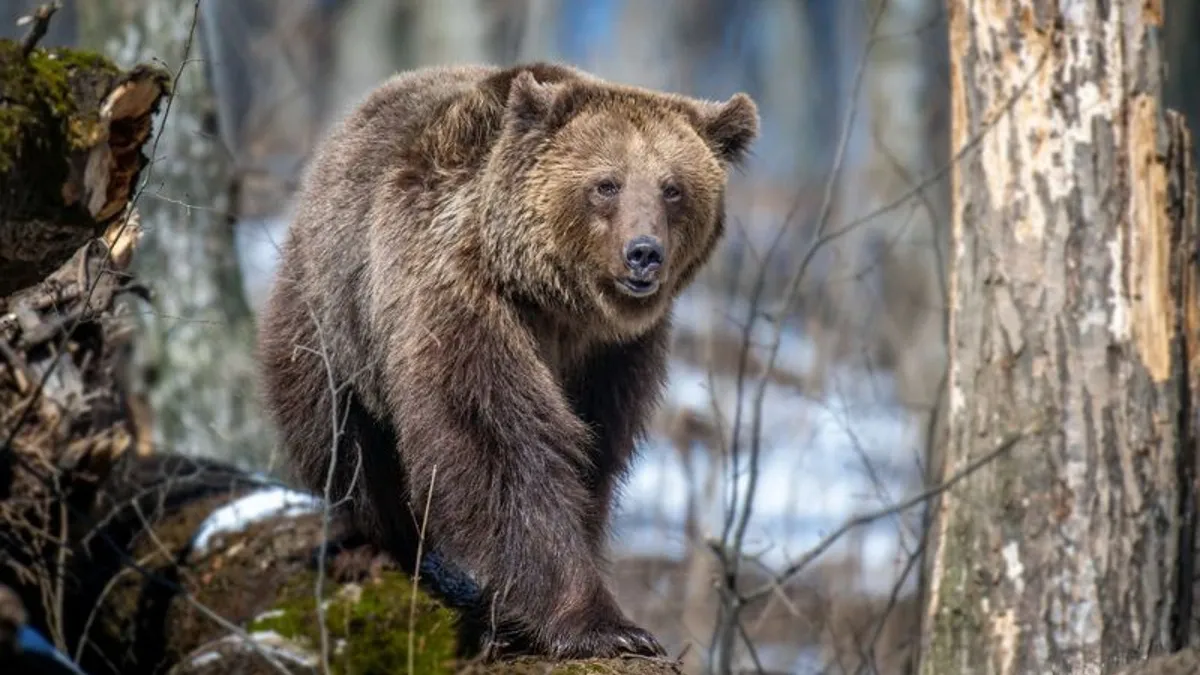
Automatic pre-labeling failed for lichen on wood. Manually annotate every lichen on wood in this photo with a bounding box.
[0,37,169,296]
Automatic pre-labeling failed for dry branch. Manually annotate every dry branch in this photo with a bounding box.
[17,2,60,57]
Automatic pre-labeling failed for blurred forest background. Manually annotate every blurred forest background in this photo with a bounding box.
[3,1,1198,673]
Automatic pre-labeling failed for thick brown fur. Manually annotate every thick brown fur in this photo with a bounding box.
[256,61,758,659]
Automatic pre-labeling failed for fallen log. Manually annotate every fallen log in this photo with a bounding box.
[51,452,684,675]
[7,432,687,674]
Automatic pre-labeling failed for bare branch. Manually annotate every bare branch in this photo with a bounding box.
[306,301,352,675]
[744,425,1033,603]
[17,1,59,57]
[410,466,437,675]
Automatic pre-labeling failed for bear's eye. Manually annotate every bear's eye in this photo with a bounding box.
[595,179,621,198]
[662,183,683,203]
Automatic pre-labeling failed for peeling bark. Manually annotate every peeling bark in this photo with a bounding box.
[921,2,1198,674]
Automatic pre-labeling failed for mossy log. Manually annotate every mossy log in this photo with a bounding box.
[0,37,164,667]
[0,38,169,297]
[4,450,681,675]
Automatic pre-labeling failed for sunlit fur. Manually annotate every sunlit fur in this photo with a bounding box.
[256,61,758,660]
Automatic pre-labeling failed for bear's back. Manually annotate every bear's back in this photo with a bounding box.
[291,64,499,235]
[265,63,598,414]
[304,62,592,203]
[282,63,595,260]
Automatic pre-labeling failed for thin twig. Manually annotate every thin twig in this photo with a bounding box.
[710,4,891,670]
[309,305,351,675]
[710,31,1051,667]
[51,494,67,651]
[72,552,158,664]
[746,427,1032,603]
[856,535,926,675]
[409,465,438,675]
[129,500,295,675]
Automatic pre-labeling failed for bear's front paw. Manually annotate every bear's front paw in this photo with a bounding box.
[544,611,666,660]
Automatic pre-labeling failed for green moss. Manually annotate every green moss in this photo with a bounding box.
[921,493,988,675]
[0,38,120,176]
[249,570,461,675]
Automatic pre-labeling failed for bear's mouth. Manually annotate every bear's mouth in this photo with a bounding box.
[616,277,660,298]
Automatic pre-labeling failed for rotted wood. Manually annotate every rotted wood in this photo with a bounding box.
[0,37,169,297]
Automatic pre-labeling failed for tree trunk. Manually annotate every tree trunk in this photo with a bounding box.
[75,0,275,468]
[921,2,1199,674]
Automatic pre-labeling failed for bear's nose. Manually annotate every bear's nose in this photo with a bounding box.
[624,236,664,275]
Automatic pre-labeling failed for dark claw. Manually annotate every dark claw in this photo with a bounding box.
[626,626,667,657]
[547,618,666,660]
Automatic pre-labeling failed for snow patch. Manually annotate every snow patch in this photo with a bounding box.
[191,486,323,555]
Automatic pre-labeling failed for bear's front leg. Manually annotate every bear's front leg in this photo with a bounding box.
[386,302,666,660]
[567,321,672,558]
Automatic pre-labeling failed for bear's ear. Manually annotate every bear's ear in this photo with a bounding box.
[505,70,561,133]
[695,93,760,167]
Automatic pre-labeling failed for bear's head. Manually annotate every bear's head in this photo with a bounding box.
[478,65,759,340]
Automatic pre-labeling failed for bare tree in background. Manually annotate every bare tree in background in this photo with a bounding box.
[921,2,1198,673]
[75,0,275,467]
[808,0,949,426]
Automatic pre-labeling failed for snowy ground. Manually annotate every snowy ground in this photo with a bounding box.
[616,355,924,597]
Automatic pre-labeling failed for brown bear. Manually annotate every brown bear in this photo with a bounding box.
[256,61,758,659]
